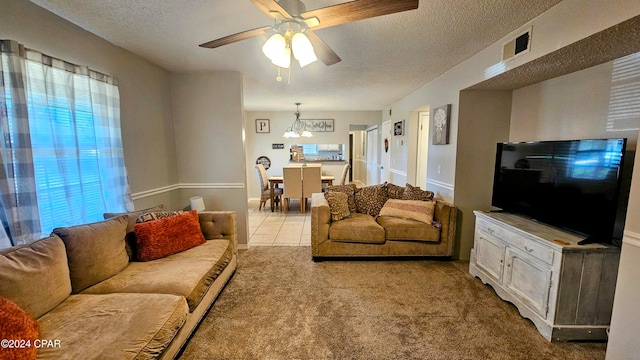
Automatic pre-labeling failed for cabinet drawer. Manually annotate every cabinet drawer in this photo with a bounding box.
[476,218,554,265]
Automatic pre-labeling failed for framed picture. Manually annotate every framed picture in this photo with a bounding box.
[394,120,404,136]
[256,119,270,133]
[300,119,334,132]
[432,104,451,145]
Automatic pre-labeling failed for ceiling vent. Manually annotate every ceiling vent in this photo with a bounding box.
[502,27,532,62]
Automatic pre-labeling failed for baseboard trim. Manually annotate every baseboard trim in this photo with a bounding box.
[623,231,640,248]
[132,183,245,201]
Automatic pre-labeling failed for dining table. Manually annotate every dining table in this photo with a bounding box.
[268,167,335,211]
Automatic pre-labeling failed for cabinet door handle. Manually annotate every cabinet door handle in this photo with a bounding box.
[525,246,534,253]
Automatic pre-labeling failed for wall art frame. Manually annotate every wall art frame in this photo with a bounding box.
[255,119,270,133]
[394,120,404,136]
[432,104,451,145]
[300,119,334,132]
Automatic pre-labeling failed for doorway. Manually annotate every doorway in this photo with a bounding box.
[381,120,391,183]
[416,111,430,188]
[366,126,379,185]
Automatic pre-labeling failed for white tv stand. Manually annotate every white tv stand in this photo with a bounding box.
[469,210,620,341]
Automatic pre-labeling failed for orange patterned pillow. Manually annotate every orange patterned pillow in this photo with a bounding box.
[134,210,206,261]
[0,296,39,360]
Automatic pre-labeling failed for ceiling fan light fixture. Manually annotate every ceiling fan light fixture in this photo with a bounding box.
[262,33,286,61]
[271,47,292,68]
[291,32,317,67]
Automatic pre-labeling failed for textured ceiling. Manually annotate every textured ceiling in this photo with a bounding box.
[469,15,640,91]
[29,0,562,111]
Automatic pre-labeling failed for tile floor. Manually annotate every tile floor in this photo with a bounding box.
[248,199,311,247]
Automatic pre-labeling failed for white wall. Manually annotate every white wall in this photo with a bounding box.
[244,111,381,199]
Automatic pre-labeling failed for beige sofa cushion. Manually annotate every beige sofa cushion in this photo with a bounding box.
[329,213,385,244]
[377,216,441,242]
[82,239,233,312]
[104,204,164,260]
[0,236,71,318]
[37,293,188,360]
[53,216,129,294]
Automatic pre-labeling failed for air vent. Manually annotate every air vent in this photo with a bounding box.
[502,27,532,62]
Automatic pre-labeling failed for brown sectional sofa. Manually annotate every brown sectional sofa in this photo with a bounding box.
[0,210,237,360]
[311,186,457,260]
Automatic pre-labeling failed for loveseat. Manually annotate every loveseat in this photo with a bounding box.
[0,208,237,360]
[311,183,457,260]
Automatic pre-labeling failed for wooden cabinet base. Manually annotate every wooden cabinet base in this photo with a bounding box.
[470,211,619,342]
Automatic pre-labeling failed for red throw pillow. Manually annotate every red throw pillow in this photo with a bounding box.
[134,210,206,261]
[0,297,39,360]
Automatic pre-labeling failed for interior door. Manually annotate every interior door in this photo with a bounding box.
[381,121,391,183]
[366,127,379,185]
[416,111,430,188]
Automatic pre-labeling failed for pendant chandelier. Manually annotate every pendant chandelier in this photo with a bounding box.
[283,103,312,138]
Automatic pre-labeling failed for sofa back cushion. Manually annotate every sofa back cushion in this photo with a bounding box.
[104,204,164,260]
[134,210,206,262]
[53,216,129,294]
[0,235,71,318]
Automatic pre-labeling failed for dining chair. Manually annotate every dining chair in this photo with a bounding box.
[283,167,303,213]
[255,164,282,210]
[302,166,322,213]
[339,163,351,185]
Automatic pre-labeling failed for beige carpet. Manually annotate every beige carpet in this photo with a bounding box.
[180,247,606,359]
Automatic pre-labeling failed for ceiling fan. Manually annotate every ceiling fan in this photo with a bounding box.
[199,0,419,67]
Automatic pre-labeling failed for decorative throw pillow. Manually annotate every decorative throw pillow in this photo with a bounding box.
[386,183,405,199]
[379,199,436,224]
[53,216,129,294]
[134,210,206,262]
[136,211,183,223]
[324,184,357,213]
[402,183,434,201]
[354,183,389,217]
[0,236,71,319]
[326,191,351,221]
[0,297,39,360]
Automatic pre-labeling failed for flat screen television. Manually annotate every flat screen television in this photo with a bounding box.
[491,138,631,246]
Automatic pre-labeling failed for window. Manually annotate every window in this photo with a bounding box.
[0,43,133,243]
[23,58,132,234]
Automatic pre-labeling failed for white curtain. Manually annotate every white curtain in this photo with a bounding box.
[22,49,133,234]
[0,40,41,246]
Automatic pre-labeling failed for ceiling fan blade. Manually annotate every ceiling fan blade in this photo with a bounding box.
[251,0,292,19]
[301,0,419,31]
[305,30,341,66]
[199,26,272,49]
